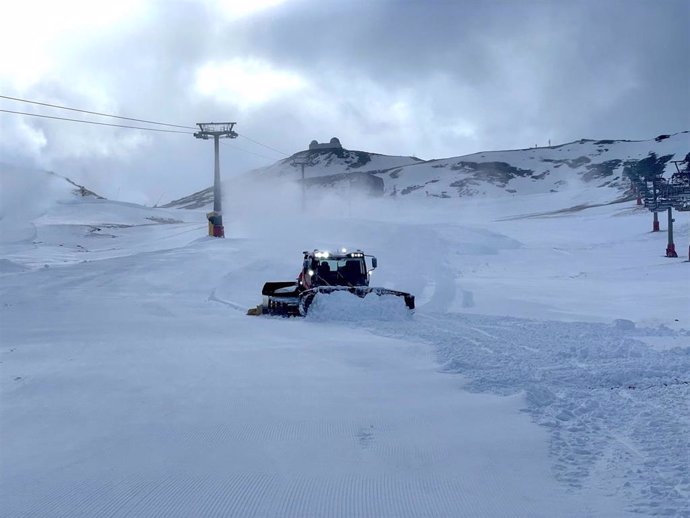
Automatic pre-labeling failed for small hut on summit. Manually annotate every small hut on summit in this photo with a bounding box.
[309,137,343,151]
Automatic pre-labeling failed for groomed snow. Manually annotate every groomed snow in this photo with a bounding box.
[1,169,689,517]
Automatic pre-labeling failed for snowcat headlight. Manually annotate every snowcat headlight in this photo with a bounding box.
[308,269,314,276]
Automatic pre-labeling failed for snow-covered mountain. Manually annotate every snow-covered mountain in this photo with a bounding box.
[161,146,422,209]
[252,145,423,181]
[164,132,689,209]
[385,132,689,200]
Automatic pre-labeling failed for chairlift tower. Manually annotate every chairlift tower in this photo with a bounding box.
[194,122,238,237]
[670,160,690,259]
[292,156,309,212]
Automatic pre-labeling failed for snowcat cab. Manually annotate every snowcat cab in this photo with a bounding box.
[301,250,371,289]
[247,249,414,316]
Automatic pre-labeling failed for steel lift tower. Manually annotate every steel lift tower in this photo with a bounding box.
[291,157,309,212]
[194,122,238,237]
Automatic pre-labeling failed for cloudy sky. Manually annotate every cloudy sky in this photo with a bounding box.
[0,0,688,204]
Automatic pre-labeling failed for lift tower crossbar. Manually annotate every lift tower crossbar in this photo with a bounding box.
[194,122,238,238]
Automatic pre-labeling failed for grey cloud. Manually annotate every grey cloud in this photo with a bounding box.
[1,0,687,204]
[218,0,688,150]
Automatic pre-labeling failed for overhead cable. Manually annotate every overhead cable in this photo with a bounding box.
[220,140,277,160]
[1,94,289,159]
[0,109,193,134]
[0,94,196,130]
[237,133,289,156]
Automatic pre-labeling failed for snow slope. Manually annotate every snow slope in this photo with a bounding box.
[1,166,689,517]
[251,147,423,181]
[380,132,689,200]
[164,131,689,210]
[162,148,421,209]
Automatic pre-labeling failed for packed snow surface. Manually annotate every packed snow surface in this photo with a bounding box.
[1,167,689,517]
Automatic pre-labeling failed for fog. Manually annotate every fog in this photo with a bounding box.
[0,165,73,242]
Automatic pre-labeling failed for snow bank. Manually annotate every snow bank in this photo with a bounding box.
[306,290,413,322]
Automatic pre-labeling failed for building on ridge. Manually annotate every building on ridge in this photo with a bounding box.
[309,137,342,150]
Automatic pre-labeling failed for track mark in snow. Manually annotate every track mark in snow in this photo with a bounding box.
[208,473,276,518]
[467,325,499,339]
[207,288,247,312]
[115,476,180,518]
[125,473,239,518]
[270,475,478,518]
[153,474,216,518]
[7,477,116,518]
[357,425,375,449]
[357,312,690,516]
[274,474,316,517]
[4,475,183,518]
[95,478,168,518]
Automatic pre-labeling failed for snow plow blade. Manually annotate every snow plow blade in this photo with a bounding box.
[248,285,415,317]
[298,286,415,316]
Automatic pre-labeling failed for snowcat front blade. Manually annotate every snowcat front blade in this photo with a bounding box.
[298,286,415,316]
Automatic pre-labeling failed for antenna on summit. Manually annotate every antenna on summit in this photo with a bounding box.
[194,122,238,238]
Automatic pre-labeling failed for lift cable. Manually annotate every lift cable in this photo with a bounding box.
[1,94,290,158]
[220,140,277,160]
[0,94,196,130]
[0,109,193,134]
[236,133,289,156]
[1,109,279,162]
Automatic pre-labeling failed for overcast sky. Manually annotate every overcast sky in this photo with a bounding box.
[1,0,688,204]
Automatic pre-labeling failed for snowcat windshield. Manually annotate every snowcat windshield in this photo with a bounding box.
[315,257,367,286]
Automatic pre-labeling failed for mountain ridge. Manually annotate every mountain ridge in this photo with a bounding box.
[163,131,689,209]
